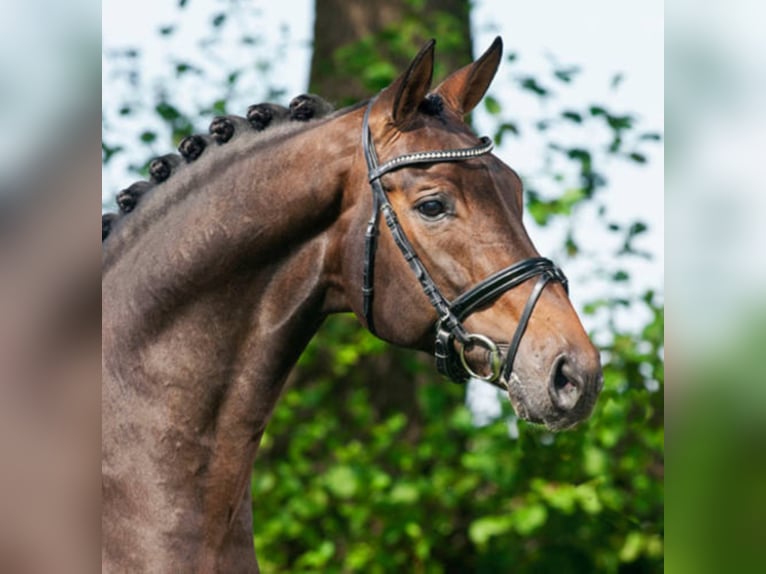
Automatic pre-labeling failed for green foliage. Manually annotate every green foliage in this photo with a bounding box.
[102,1,291,185]
[253,303,663,572]
[327,6,469,105]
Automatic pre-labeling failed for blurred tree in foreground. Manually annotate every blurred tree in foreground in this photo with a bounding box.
[102,1,663,572]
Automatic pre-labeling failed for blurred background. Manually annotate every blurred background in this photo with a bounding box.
[666,3,766,574]
[102,1,665,572]
[19,0,766,572]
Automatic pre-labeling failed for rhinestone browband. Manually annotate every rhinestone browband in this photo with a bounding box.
[369,136,494,182]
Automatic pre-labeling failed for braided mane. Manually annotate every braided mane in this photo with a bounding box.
[102,94,336,244]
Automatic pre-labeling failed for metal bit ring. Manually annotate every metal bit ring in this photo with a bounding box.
[458,333,502,382]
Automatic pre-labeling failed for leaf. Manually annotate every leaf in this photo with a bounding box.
[558,188,586,215]
[211,99,227,115]
[575,483,603,514]
[484,95,501,115]
[389,482,419,505]
[537,482,578,513]
[620,531,645,562]
[561,110,582,123]
[299,540,336,567]
[155,102,181,122]
[159,25,175,36]
[512,503,547,535]
[519,76,549,97]
[102,142,124,164]
[628,221,649,237]
[212,13,226,28]
[171,124,194,146]
[469,515,514,546]
[607,114,634,131]
[629,152,647,164]
[567,148,590,161]
[565,234,579,256]
[583,299,608,315]
[554,66,581,83]
[494,122,519,145]
[567,148,592,172]
[639,132,663,141]
[324,465,358,499]
[362,61,397,90]
[584,446,608,476]
[527,198,550,226]
[140,131,156,144]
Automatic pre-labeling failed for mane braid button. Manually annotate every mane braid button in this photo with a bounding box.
[247,104,273,131]
[289,94,334,122]
[209,116,235,144]
[247,103,290,131]
[178,134,208,162]
[149,154,182,183]
[116,181,152,214]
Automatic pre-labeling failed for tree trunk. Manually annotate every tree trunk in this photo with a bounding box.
[310,0,473,104]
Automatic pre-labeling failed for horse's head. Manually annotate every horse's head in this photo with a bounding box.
[339,38,602,430]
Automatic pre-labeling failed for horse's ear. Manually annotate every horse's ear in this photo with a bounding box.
[375,39,436,126]
[434,36,503,117]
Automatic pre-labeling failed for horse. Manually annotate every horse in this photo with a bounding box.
[102,37,603,573]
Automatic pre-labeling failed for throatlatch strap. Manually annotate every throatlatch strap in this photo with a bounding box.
[361,104,382,334]
[362,188,382,333]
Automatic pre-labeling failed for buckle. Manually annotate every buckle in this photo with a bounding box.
[457,333,502,382]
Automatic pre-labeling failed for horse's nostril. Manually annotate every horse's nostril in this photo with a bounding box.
[555,370,577,394]
[550,360,583,411]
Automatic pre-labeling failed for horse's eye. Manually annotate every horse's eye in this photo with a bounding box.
[417,199,446,219]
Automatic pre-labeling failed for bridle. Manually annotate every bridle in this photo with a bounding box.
[361,100,568,389]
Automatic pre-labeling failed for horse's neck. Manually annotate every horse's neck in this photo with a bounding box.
[104,111,361,370]
[102,111,361,569]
